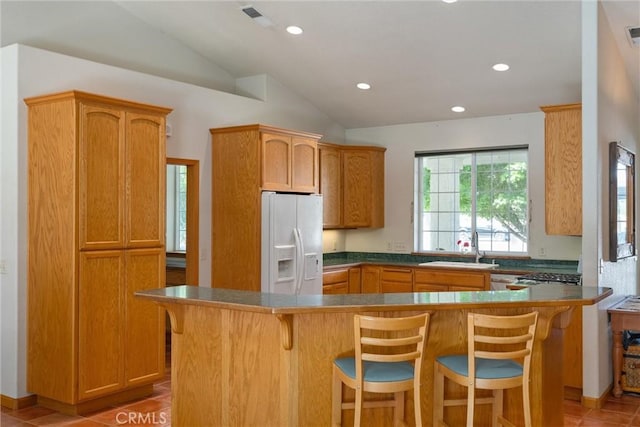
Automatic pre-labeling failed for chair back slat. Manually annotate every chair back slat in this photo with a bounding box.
[363,351,422,363]
[475,349,531,360]
[360,335,423,347]
[468,311,538,371]
[354,313,430,379]
[475,333,534,345]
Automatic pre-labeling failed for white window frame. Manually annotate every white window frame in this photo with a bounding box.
[413,147,529,255]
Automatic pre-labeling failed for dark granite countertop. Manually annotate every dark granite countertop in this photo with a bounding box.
[322,252,580,276]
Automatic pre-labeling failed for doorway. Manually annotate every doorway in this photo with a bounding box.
[166,158,199,286]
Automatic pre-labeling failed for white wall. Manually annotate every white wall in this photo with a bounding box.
[581,0,640,400]
[0,44,345,399]
[345,113,582,260]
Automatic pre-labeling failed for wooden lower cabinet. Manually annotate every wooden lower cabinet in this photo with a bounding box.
[39,248,166,411]
[413,268,490,291]
[381,267,413,293]
[78,251,125,400]
[326,264,491,294]
[322,266,362,294]
[322,268,349,294]
[563,307,583,399]
[124,249,166,388]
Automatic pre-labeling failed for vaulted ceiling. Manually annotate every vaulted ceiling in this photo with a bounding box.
[2,1,638,129]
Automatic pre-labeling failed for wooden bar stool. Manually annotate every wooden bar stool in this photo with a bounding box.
[332,313,430,427]
[433,311,538,427]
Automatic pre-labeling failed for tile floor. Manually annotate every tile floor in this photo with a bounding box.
[1,374,171,427]
[4,378,640,426]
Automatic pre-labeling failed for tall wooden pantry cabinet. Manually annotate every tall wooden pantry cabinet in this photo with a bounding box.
[25,91,171,414]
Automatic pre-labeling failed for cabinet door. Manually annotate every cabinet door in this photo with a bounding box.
[369,149,385,228]
[414,283,448,292]
[319,145,342,228]
[543,104,582,235]
[381,267,413,293]
[343,150,373,227]
[125,248,166,386]
[348,267,362,293]
[361,265,381,293]
[79,104,125,250]
[323,268,348,294]
[413,269,489,290]
[291,137,318,193]
[78,250,125,400]
[126,112,166,247]
[262,133,292,191]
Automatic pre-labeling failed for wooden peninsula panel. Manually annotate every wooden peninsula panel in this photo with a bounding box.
[138,285,611,427]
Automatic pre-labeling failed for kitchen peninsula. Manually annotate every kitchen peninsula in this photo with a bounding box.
[137,284,611,427]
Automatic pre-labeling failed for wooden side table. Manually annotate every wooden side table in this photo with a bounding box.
[608,296,640,397]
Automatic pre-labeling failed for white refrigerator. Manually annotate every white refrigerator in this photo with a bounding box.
[261,192,323,295]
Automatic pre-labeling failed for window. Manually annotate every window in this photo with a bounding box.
[414,147,528,254]
[166,164,187,252]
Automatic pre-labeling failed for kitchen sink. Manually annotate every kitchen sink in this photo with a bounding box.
[418,261,499,269]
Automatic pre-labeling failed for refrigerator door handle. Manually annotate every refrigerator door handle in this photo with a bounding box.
[293,227,304,294]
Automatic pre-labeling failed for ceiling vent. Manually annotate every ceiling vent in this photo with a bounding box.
[626,26,640,48]
[241,6,274,28]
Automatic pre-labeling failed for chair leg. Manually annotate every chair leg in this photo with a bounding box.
[522,380,532,427]
[492,389,503,427]
[331,367,342,426]
[413,384,422,427]
[466,381,475,427]
[354,386,363,427]
[433,363,444,426]
[393,391,405,426]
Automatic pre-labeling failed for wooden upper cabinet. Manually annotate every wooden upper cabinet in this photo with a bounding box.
[260,127,320,193]
[126,113,166,247]
[291,137,319,193]
[541,103,582,236]
[343,149,374,228]
[79,103,167,250]
[318,142,385,229]
[79,104,125,250]
[319,145,342,228]
[262,133,292,191]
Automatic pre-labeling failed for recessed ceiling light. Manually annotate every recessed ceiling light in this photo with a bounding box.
[492,63,510,71]
[286,25,303,35]
[451,106,465,113]
[442,0,458,3]
[356,82,371,90]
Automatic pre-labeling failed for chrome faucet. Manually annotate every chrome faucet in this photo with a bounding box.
[473,231,484,263]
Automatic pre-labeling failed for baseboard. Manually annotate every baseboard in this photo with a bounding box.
[37,384,154,415]
[581,383,613,409]
[564,386,582,402]
[1,393,38,410]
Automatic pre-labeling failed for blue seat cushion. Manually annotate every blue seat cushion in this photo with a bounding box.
[334,357,414,382]
[436,354,523,379]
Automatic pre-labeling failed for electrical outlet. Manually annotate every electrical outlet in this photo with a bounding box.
[0,260,6,274]
[538,247,546,257]
[386,242,392,251]
[393,242,407,252]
